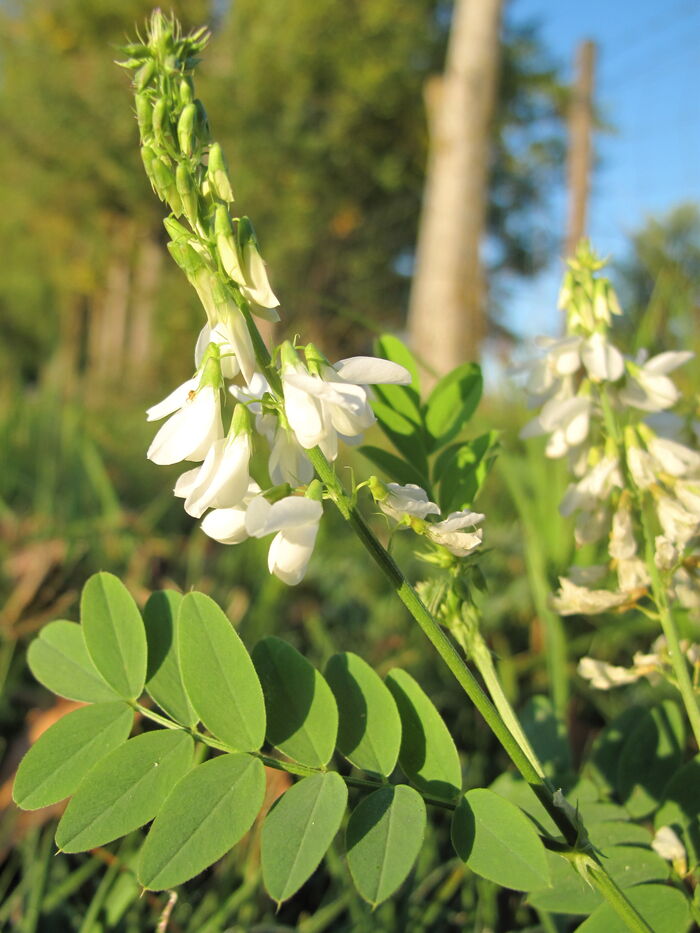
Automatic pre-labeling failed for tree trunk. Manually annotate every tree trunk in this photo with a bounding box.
[407,0,504,385]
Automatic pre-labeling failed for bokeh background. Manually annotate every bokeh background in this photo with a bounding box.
[0,0,698,929]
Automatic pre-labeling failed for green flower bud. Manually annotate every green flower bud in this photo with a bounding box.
[152,98,170,150]
[231,402,253,436]
[163,216,193,243]
[179,78,194,105]
[135,93,152,141]
[279,341,300,371]
[207,142,234,202]
[305,480,324,502]
[194,99,211,146]
[175,163,199,226]
[150,157,176,202]
[214,205,244,284]
[304,343,328,373]
[140,145,157,185]
[135,59,156,90]
[177,102,197,157]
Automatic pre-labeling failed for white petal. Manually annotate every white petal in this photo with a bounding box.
[194,325,211,369]
[227,312,257,387]
[200,507,249,544]
[267,523,319,585]
[146,377,198,422]
[147,387,223,466]
[255,496,323,536]
[283,379,327,449]
[333,357,412,386]
[241,241,280,309]
[184,435,251,518]
[645,351,694,375]
[174,468,200,499]
[581,333,624,381]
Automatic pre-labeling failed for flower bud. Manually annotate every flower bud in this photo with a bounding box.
[135,59,156,90]
[177,102,197,157]
[179,78,194,105]
[175,163,199,226]
[207,143,234,202]
[152,98,173,151]
[135,93,153,141]
[214,205,244,284]
[305,480,324,501]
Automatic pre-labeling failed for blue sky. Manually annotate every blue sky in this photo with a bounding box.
[505,0,700,337]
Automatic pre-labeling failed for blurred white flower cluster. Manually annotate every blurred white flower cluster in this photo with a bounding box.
[578,635,700,691]
[146,325,411,585]
[519,245,700,616]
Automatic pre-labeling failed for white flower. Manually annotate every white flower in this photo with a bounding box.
[578,657,640,690]
[655,535,679,571]
[378,483,440,523]
[566,564,607,586]
[609,501,636,561]
[581,332,624,382]
[651,826,686,867]
[521,396,592,458]
[195,314,257,387]
[648,437,700,478]
[282,348,411,460]
[553,577,628,615]
[657,493,700,548]
[616,557,649,593]
[200,480,261,545]
[230,378,313,486]
[245,495,323,585]
[618,351,693,412]
[174,431,252,518]
[238,220,280,311]
[560,456,622,517]
[146,379,223,466]
[626,444,657,489]
[426,510,484,557]
[519,336,582,402]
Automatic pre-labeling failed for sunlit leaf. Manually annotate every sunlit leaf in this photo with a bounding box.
[81,572,147,700]
[13,702,133,810]
[27,620,119,704]
[262,772,347,903]
[386,668,461,800]
[452,788,550,892]
[143,590,197,727]
[56,730,193,853]
[325,651,401,777]
[178,592,265,751]
[346,785,425,906]
[252,637,337,767]
[139,753,265,889]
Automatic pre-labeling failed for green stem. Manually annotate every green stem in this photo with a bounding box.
[452,620,544,778]
[640,507,700,749]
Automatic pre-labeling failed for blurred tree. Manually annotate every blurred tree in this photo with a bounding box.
[0,0,210,394]
[204,0,567,355]
[614,203,700,362]
[0,0,566,390]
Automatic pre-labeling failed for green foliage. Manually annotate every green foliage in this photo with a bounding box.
[386,668,462,801]
[178,591,266,752]
[346,785,426,906]
[252,636,338,767]
[139,753,266,890]
[27,620,121,704]
[364,336,497,513]
[13,702,133,810]
[261,772,347,904]
[81,572,147,700]
[576,884,691,933]
[451,788,550,892]
[55,730,194,853]
[143,590,198,727]
[325,651,402,778]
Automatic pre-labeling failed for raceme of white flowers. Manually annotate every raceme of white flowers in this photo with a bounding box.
[519,246,700,618]
[146,331,416,584]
